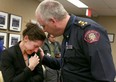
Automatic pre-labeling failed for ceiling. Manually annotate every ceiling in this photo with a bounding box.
[38,0,116,17]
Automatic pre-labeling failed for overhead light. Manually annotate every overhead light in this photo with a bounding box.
[67,0,88,8]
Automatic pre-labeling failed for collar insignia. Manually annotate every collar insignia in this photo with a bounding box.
[78,20,88,26]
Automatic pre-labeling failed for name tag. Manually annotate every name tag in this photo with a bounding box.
[66,45,73,49]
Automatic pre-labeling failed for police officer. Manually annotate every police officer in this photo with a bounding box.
[35,0,116,82]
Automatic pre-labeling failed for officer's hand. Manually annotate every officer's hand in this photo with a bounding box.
[39,47,45,60]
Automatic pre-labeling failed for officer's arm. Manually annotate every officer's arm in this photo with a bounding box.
[83,29,115,82]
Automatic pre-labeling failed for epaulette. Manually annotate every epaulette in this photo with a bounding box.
[78,20,88,26]
[78,20,90,29]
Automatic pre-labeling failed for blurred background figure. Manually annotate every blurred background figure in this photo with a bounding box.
[42,33,61,82]
[0,37,3,82]
[0,38,3,53]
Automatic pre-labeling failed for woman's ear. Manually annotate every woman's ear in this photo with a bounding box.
[23,35,29,42]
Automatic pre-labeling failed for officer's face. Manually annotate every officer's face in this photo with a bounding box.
[36,14,60,37]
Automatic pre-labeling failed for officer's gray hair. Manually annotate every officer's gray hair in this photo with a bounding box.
[36,0,68,22]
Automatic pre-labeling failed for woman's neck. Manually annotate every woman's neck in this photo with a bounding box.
[19,41,27,55]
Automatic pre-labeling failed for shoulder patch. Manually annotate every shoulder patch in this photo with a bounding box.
[84,30,100,43]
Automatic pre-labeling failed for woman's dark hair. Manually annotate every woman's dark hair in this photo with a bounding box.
[23,22,46,41]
